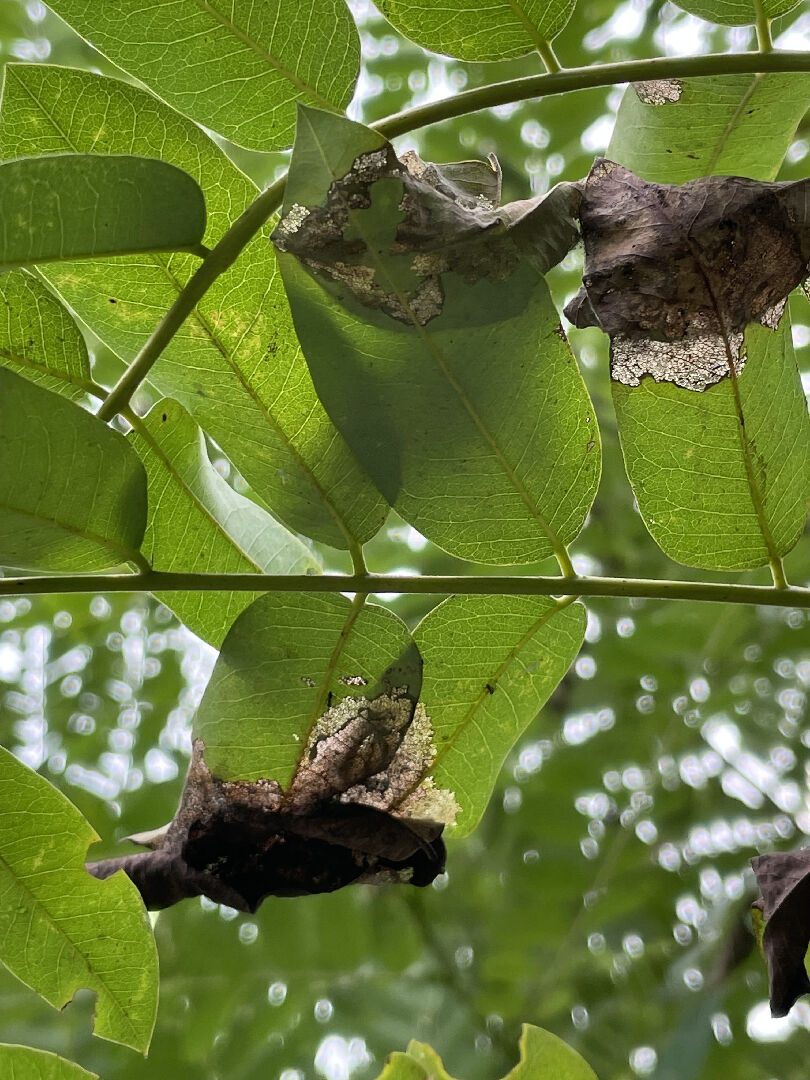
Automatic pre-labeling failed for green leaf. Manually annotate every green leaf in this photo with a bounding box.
[0,269,95,402]
[0,746,158,1052]
[376,0,576,60]
[376,1052,430,1080]
[504,1025,598,1080]
[0,368,147,572]
[608,73,810,183]
[130,398,322,648]
[612,319,810,570]
[0,1045,98,1080]
[672,0,800,25]
[374,1026,597,1080]
[0,154,205,266]
[414,596,585,835]
[46,0,360,150]
[0,64,386,550]
[194,593,422,783]
[278,108,599,565]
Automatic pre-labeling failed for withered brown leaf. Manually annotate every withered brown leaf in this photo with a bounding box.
[87,688,453,912]
[565,159,810,391]
[751,848,810,1016]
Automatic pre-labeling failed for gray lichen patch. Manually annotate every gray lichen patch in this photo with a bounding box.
[634,79,683,104]
[273,140,580,325]
[565,160,810,391]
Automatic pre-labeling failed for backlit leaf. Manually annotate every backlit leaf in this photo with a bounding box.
[277,107,599,565]
[608,73,810,183]
[414,596,585,835]
[47,0,360,149]
[373,1026,597,1080]
[0,1045,98,1080]
[672,0,800,25]
[194,592,423,784]
[0,746,157,1052]
[376,0,576,60]
[0,154,205,266]
[130,398,321,648]
[0,368,147,572]
[505,1025,598,1080]
[0,269,95,402]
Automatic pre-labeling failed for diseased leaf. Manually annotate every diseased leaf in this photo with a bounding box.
[609,73,810,183]
[46,0,360,150]
[566,160,810,570]
[0,64,386,550]
[414,596,586,835]
[276,107,598,565]
[0,745,157,1052]
[88,738,446,911]
[193,592,426,785]
[672,0,800,26]
[376,0,576,60]
[0,269,95,403]
[130,398,321,648]
[0,368,147,572]
[0,155,205,266]
[0,1045,98,1080]
[751,849,810,1017]
[565,160,810,391]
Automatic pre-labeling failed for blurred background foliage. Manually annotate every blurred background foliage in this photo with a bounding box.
[0,1,810,1078]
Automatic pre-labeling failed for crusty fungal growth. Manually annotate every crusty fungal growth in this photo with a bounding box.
[565,160,810,391]
[633,79,683,104]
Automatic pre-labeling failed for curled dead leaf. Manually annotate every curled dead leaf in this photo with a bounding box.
[751,848,810,1016]
[565,159,810,391]
[87,689,456,911]
[272,144,580,326]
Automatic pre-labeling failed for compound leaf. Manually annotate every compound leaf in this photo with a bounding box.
[0,64,386,550]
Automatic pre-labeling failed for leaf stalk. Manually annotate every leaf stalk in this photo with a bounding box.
[2,571,807,608]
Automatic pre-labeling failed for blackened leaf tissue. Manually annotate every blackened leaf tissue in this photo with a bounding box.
[87,689,454,912]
